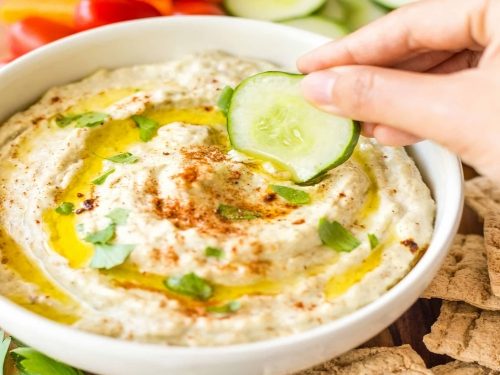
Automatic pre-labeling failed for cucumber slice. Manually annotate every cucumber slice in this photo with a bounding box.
[224,0,327,21]
[318,0,348,22]
[341,0,387,30]
[281,16,348,39]
[371,0,417,9]
[227,72,360,183]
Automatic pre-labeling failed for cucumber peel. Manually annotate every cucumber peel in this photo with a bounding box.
[224,0,327,21]
[227,72,360,184]
[281,16,348,39]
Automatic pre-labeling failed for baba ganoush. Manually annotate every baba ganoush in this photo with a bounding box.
[0,51,435,346]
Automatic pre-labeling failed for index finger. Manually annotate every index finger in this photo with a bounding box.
[297,0,488,73]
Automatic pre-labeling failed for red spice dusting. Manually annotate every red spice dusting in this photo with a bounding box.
[339,192,346,198]
[400,239,419,253]
[75,208,85,215]
[77,193,84,198]
[83,199,96,210]
[294,301,305,309]
[263,193,277,203]
[178,166,199,184]
[50,96,61,104]
[292,219,305,225]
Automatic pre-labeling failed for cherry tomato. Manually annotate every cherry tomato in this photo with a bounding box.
[140,0,173,15]
[173,0,225,15]
[74,0,162,31]
[8,17,75,56]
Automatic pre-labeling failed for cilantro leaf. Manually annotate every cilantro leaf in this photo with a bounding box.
[11,347,83,375]
[216,204,261,221]
[368,234,379,249]
[205,246,223,260]
[217,86,234,116]
[55,202,74,215]
[206,301,240,314]
[164,273,213,301]
[132,115,159,142]
[54,114,80,128]
[0,331,11,375]
[270,185,310,205]
[106,208,130,225]
[92,168,115,185]
[106,152,139,164]
[318,218,361,253]
[74,112,108,128]
[84,224,115,244]
[89,244,135,270]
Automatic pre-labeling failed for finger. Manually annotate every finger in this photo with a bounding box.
[297,0,488,73]
[427,49,482,73]
[300,65,482,148]
[372,125,422,146]
[393,51,454,72]
[361,122,376,137]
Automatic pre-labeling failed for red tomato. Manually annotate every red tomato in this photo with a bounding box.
[8,17,75,57]
[141,0,173,15]
[75,0,162,31]
[173,0,225,15]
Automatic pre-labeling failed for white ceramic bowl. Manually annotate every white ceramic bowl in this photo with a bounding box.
[0,16,463,375]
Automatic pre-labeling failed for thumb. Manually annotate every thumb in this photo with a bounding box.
[300,66,468,145]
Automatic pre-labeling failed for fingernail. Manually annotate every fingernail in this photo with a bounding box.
[301,70,340,113]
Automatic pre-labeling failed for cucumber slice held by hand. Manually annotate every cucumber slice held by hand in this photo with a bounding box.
[224,0,327,21]
[227,72,360,184]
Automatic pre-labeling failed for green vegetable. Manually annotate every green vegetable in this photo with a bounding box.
[106,152,139,164]
[318,218,361,252]
[280,16,348,39]
[106,208,130,225]
[11,347,83,375]
[0,331,11,375]
[74,112,108,128]
[132,115,159,142]
[164,273,213,301]
[217,86,234,116]
[227,72,360,183]
[224,0,327,21]
[89,244,135,270]
[55,202,74,215]
[84,224,115,244]
[368,233,379,249]
[217,204,261,220]
[206,301,241,314]
[54,114,80,128]
[270,185,310,205]
[205,246,224,260]
[92,168,115,185]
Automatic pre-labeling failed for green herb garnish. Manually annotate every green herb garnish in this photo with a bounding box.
[216,204,261,220]
[207,301,241,314]
[318,218,361,252]
[217,86,234,116]
[92,168,115,185]
[55,202,74,215]
[106,152,139,164]
[270,185,310,205]
[11,347,83,375]
[54,114,80,128]
[368,234,379,249]
[164,273,213,301]
[89,244,135,270]
[74,112,108,128]
[0,331,11,375]
[205,246,223,260]
[132,115,159,142]
[84,224,115,244]
[106,208,130,225]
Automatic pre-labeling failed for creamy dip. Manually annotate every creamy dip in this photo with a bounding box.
[0,51,435,346]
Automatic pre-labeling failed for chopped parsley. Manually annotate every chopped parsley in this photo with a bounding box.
[217,86,234,116]
[89,244,135,270]
[205,246,223,260]
[106,208,130,225]
[216,204,261,220]
[206,301,241,314]
[92,168,115,185]
[132,115,159,142]
[55,202,74,215]
[270,185,310,205]
[11,347,83,375]
[368,233,379,249]
[55,112,108,129]
[0,331,11,375]
[106,152,139,164]
[318,218,361,253]
[84,224,115,244]
[164,273,213,301]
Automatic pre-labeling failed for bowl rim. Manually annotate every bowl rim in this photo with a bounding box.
[0,16,464,356]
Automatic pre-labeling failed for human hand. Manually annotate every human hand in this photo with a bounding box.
[298,0,500,185]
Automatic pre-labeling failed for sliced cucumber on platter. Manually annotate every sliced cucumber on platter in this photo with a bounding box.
[317,0,348,22]
[371,0,417,9]
[281,16,348,39]
[227,72,360,183]
[341,0,387,30]
[224,0,327,21]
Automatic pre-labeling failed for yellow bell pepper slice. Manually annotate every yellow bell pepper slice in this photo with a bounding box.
[0,0,79,26]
